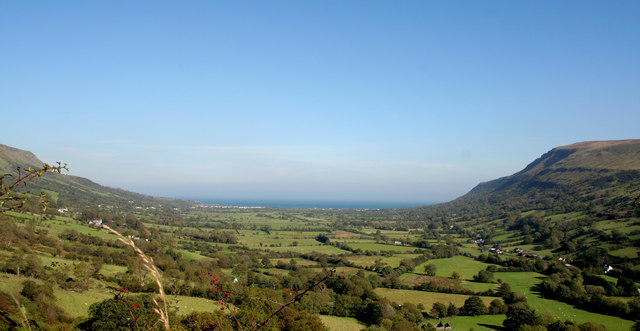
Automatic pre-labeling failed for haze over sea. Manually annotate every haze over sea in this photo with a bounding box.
[189,198,435,210]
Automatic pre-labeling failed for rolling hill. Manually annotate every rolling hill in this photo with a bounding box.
[406,139,640,221]
[0,144,193,212]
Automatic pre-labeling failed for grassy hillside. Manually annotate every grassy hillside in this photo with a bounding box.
[0,144,193,212]
[464,139,640,213]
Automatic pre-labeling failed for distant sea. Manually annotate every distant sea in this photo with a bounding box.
[188,198,436,210]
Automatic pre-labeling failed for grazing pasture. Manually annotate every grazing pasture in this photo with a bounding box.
[374,288,496,310]
[497,272,633,330]
[319,315,365,331]
[419,255,497,280]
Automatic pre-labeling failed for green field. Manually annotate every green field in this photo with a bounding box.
[379,254,422,268]
[346,242,421,253]
[497,272,633,330]
[46,220,119,240]
[260,244,348,254]
[272,258,319,267]
[177,248,211,261]
[0,273,29,293]
[459,280,498,292]
[345,255,381,268]
[319,315,364,331]
[609,247,639,258]
[168,295,232,315]
[374,288,496,310]
[4,211,35,220]
[420,255,497,280]
[37,254,127,277]
[56,288,115,318]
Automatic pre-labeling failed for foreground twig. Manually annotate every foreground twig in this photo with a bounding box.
[254,269,336,330]
[102,225,170,330]
[9,292,31,331]
[0,162,68,211]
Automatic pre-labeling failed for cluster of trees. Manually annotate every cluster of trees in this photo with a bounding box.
[80,291,327,331]
[539,267,640,320]
[358,301,425,330]
[429,296,506,319]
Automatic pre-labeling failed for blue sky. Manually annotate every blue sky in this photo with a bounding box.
[1,1,639,203]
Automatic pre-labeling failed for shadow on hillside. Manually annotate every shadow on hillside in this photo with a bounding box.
[478,323,505,330]
[532,276,546,297]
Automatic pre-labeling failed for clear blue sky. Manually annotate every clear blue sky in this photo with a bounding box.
[1,1,639,203]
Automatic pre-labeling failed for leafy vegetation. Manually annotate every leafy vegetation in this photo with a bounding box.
[1,140,640,330]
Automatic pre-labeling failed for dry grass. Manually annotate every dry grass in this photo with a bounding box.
[102,225,170,330]
[10,291,31,331]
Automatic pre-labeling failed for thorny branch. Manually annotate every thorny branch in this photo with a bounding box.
[253,269,336,330]
[0,162,68,211]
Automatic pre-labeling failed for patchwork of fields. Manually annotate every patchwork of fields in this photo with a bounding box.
[0,208,637,330]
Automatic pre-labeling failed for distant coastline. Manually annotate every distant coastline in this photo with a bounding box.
[182,198,436,210]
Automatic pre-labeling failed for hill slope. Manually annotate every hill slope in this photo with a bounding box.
[0,144,193,211]
[472,139,640,192]
[403,140,640,223]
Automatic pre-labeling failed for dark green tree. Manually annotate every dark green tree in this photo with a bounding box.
[397,302,423,325]
[430,302,447,318]
[461,296,487,316]
[616,276,637,296]
[359,301,384,325]
[503,302,537,330]
[473,269,494,283]
[488,299,508,314]
[178,311,233,330]
[79,294,164,331]
[21,280,53,302]
[424,264,437,276]
[447,302,458,317]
